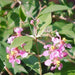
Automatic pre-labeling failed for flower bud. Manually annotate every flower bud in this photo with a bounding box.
[30,20,34,25]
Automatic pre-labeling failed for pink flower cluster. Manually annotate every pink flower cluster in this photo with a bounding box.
[6,27,28,67]
[42,32,72,70]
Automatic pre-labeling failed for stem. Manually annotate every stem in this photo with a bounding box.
[35,38,42,75]
[4,66,13,75]
[65,50,75,59]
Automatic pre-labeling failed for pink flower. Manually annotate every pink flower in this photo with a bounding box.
[14,27,23,34]
[43,32,72,71]
[7,36,16,44]
[6,47,28,67]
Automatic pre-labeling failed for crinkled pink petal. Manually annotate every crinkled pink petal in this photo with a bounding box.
[52,37,60,45]
[6,47,10,53]
[42,50,49,56]
[65,43,72,48]
[22,52,28,58]
[19,51,28,58]
[15,59,21,64]
[62,52,68,57]
[44,44,51,49]
[56,32,61,39]
[14,27,23,34]
[58,63,63,70]
[7,36,16,44]
[44,59,52,66]
[50,66,56,71]
[50,51,59,60]
[59,45,65,51]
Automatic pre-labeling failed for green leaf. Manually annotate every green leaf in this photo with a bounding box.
[40,4,71,15]
[19,5,26,21]
[0,0,12,7]
[0,42,7,61]
[2,29,13,41]
[14,63,28,74]
[7,8,20,28]
[37,13,52,37]
[44,72,54,75]
[0,59,4,72]
[24,38,32,52]
[21,0,39,17]
[10,36,33,52]
[52,21,75,38]
[22,55,39,74]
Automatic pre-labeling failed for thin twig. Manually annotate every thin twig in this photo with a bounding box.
[37,39,45,45]
[52,15,75,24]
[22,6,35,20]
[67,59,75,64]
[72,5,75,10]
[65,50,75,59]
[4,66,13,75]
[36,1,47,19]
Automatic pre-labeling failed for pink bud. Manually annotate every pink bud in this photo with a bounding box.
[63,52,68,57]
[58,63,63,70]
[30,20,34,25]
[44,59,52,66]
[37,19,40,23]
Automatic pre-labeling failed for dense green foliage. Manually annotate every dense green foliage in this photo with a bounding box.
[0,0,75,75]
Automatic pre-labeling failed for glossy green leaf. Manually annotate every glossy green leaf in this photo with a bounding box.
[3,29,13,41]
[0,0,12,7]
[14,63,28,74]
[40,4,71,15]
[0,59,4,72]
[7,8,20,28]
[37,13,52,37]
[22,55,39,74]
[10,36,33,52]
[52,21,75,38]
[0,42,7,61]
[19,5,26,21]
